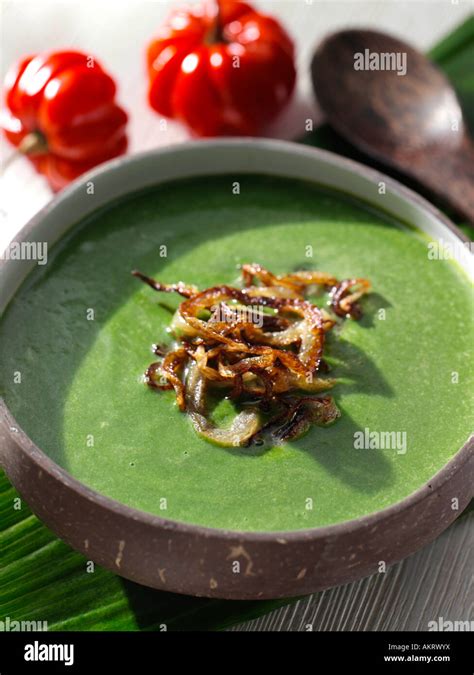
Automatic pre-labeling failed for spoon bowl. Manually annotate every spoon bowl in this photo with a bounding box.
[311,30,474,222]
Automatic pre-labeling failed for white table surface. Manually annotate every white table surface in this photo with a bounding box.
[1,0,472,251]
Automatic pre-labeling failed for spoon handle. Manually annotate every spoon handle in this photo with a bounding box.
[406,136,474,225]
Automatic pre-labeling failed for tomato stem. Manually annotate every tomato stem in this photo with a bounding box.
[206,0,224,44]
[2,131,47,172]
[18,131,48,156]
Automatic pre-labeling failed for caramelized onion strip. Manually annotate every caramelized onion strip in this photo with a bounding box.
[330,278,371,319]
[186,361,261,447]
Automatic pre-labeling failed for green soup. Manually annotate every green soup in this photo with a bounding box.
[0,175,472,531]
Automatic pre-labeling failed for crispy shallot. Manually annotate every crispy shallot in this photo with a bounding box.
[132,264,371,447]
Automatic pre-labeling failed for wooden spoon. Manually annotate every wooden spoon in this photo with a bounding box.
[311,29,474,223]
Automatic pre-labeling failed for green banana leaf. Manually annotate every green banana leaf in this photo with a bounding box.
[1,17,473,631]
[0,471,290,630]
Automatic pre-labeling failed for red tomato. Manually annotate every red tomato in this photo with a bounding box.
[147,0,296,136]
[2,51,128,191]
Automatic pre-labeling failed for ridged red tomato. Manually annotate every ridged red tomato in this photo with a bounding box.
[147,1,296,136]
[2,51,128,191]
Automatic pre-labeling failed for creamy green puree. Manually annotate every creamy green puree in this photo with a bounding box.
[0,175,472,531]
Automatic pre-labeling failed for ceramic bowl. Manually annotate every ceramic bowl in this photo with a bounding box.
[0,139,472,599]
